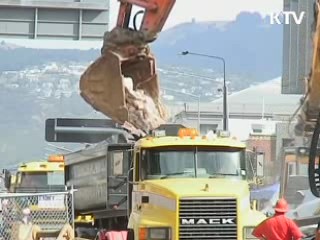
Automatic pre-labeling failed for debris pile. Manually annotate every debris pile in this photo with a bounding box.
[123,77,166,134]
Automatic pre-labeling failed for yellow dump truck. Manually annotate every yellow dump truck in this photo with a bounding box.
[1,156,73,233]
[4,155,65,193]
[64,126,266,239]
[9,174,16,192]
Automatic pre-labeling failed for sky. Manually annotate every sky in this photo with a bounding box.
[0,0,283,49]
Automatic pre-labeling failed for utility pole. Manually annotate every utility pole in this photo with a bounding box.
[181,51,228,131]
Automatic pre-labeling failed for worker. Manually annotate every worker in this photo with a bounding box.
[252,198,304,240]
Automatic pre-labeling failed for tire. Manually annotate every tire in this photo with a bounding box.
[127,229,134,240]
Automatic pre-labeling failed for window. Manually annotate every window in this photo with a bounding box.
[282,138,294,148]
[141,146,245,180]
[245,151,256,180]
[17,171,64,192]
[47,172,65,185]
[135,152,140,181]
[200,124,218,135]
[298,164,308,176]
[111,152,124,176]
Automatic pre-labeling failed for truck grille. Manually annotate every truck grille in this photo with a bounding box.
[179,198,237,240]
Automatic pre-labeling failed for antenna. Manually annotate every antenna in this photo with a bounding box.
[262,97,265,120]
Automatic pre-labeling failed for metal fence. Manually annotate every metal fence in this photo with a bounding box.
[0,191,74,240]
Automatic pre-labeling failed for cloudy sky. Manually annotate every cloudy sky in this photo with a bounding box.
[1,0,283,49]
[116,0,284,29]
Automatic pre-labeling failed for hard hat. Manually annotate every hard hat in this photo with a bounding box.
[274,198,289,213]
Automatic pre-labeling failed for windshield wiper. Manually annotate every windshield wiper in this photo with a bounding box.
[160,172,191,179]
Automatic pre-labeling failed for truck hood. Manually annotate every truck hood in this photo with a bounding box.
[142,178,250,198]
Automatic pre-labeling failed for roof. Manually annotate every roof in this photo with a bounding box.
[184,77,302,115]
[137,136,246,148]
[18,161,64,172]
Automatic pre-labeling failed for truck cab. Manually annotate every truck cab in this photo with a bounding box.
[2,155,67,231]
[5,155,65,193]
[127,128,266,240]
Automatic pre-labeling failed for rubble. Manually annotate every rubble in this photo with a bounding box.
[123,77,166,134]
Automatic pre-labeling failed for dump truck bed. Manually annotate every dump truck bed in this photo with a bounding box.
[64,142,133,219]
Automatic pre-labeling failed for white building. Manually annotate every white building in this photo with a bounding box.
[172,77,302,140]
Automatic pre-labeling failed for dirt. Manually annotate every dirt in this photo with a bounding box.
[123,77,166,134]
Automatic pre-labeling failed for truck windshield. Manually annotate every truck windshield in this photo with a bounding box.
[16,171,65,192]
[141,146,245,180]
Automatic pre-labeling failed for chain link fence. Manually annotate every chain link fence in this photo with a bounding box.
[0,191,74,240]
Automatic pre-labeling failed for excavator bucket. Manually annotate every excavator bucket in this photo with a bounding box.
[79,28,167,133]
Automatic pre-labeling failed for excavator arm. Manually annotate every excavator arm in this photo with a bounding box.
[79,0,176,134]
[294,0,320,197]
[116,0,175,41]
[296,0,320,137]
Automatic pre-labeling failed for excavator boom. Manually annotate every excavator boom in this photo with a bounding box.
[294,0,320,197]
[117,0,175,41]
[79,0,176,134]
[296,0,320,137]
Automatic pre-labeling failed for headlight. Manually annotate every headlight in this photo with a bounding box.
[139,227,171,240]
[244,227,258,239]
[149,228,170,239]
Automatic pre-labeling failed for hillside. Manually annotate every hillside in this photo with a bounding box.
[0,46,100,72]
[152,12,283,81]
[0,12,283,81]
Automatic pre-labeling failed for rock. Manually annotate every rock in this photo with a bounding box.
[122,77,166,133]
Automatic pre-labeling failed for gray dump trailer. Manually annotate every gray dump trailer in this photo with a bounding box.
[64,142,134,236]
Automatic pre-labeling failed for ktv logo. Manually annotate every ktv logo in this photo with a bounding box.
[269,11,305,25]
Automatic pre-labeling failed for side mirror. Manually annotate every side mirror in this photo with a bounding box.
[3,169,11,189]
[251,200,257,211]
[127,168,138,185]
[256,152,265,177]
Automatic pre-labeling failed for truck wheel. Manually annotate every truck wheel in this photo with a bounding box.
[127,229,134,240]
